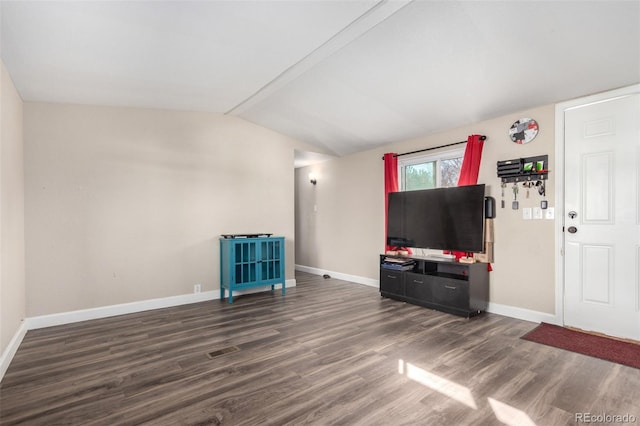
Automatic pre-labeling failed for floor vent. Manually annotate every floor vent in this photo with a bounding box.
[207,346,239,359]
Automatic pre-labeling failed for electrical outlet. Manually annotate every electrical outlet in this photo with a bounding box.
[194,284,201,293]
[522,207,532,220]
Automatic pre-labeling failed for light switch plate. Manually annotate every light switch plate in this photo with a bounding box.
[545,207,555,219]
[533,207,543,219]
[523,207,532,220]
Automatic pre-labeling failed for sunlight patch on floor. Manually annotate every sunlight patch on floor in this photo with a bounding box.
[398,359,539,424]
[398,359,477,409]
[488,397,538,426]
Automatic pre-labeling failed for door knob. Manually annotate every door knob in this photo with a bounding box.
[568,226,578,234]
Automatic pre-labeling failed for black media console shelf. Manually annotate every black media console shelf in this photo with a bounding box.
[379,254,489,317]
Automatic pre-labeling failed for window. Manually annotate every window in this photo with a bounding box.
[399,148,464,191]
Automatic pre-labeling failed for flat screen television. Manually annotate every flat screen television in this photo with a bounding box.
[387,184,485,252]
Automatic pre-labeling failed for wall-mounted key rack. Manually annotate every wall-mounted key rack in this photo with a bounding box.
[497,154,549,183]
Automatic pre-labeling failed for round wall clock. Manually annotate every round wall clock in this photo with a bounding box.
[509,118,539,144]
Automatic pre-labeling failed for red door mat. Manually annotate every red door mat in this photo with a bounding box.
[521,323,640,369]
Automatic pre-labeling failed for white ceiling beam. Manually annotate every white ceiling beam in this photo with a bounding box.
[226,0,414,116]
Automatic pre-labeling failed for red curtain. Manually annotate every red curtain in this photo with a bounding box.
[457,134,484,186]
[383,153,398,252]
[452,134,491,271]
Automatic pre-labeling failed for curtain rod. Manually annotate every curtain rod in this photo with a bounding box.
[381,135,487,160]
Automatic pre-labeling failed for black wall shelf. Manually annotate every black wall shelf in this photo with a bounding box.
[497,154,549,183]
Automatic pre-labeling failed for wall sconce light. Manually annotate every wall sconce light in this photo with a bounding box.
[309,173,317,185]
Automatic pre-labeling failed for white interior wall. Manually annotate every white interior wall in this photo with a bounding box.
[296,104,556,315]
[0,62,26,358]
[24,102,301,317]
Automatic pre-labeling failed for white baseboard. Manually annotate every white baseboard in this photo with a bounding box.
[3,277,553,384]
[27,291,220,330]
[220,280,296,299]
[486,302,560,325]
[0,279,296,382]
[295,264,378,288]
[0,320,28,382]
[0,272,315,385]
[296,264,559,325]
[27,279,296,330]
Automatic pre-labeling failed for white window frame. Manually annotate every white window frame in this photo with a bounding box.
[398,147,465,191]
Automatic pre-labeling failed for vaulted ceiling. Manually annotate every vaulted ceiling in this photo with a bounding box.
[2,1,639,164]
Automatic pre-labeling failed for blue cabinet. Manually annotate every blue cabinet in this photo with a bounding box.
[219,236,285,304]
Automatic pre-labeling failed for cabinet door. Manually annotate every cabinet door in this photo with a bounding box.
[259,239,282,281]
[233,241,258,284]
[405,272,432,302]
[380,270,404,296]
[430,277,469,310]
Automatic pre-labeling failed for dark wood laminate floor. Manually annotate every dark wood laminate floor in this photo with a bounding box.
[1,272,639,425]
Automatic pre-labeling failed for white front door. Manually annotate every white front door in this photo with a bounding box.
[563,90,640,341]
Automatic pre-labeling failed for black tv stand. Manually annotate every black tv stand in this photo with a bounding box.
[379,254,489,317]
